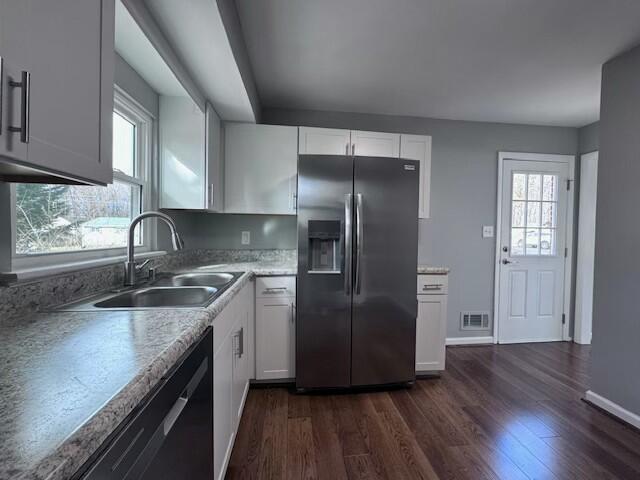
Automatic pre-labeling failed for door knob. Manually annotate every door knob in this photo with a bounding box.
[502,259,513,265]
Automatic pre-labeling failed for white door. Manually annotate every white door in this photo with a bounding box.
[298,126,350,155]
[351,130,400,157]
[574,151,598,344]
[498,159,570,343]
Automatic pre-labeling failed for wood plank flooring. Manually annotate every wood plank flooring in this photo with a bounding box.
[226,342,640,480]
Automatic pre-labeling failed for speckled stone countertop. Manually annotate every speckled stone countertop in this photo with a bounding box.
[1,257,449,480]
[0,260,296,480]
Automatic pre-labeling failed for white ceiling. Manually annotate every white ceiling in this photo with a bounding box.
[235,0,640,127]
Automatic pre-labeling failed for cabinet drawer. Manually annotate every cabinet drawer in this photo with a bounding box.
[255,276,296,298]
[417,275,448,295]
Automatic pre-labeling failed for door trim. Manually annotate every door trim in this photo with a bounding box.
[574,151,598,345]
[493,152,576,344]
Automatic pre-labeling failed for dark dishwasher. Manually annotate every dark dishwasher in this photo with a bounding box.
[77,328,213,480]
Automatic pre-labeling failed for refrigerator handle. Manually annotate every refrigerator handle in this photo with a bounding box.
[355,193,363,295]
[344,193,353,295]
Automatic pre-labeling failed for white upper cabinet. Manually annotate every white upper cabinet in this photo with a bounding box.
[224,123,298,215]
[160,100,223,211]
[159,96,206,209]
[298,127,400,158]
[0,0,115,185]
[298,127,350,155]
[351,130,400,157]
[401,134,432,219]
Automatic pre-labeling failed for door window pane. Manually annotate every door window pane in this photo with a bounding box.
[512,201,525,227]
[542,175,556,201]
[512,174,527,200]
[113,111,136,176]
[511,228,525,256]
[527,202,541,227]
[510,172,559,256]
[540,229,555,256]
[527,174,541,200]
[542,202,555,228]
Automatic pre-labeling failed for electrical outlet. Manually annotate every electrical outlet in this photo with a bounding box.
[482,226,494,238]
[241,231,250,245]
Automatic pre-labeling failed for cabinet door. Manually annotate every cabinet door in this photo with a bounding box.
[160,96,206,209]
[400,134,432,218]
[213,329,234,480]
[351,130,400,158]
[25,0,114,185]
[298,126,350,155]
[256,297,296,380]
[416,295,447,372]
[225,123,298,215]
[205,103,224,212]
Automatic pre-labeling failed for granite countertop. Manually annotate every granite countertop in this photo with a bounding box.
[1,258,446,480]
[0,259,295,480]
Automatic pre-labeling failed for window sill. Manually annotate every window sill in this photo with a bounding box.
[0,251,168,286]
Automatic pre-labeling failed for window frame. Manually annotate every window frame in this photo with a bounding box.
[10,87,156,270]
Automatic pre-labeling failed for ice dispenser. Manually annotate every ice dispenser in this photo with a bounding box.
[308,220,341,274]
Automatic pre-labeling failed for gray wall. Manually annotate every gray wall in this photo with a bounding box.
[115,53,159,117]
[579,121,600,154]
[161,212,297,251]
[590,45,640,414]
[263,108,578,339]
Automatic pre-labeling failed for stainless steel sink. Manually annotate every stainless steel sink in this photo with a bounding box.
[54,271,244,311]
[94,286,217,309]
[154,272,236,288]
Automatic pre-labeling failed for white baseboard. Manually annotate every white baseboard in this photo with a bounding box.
[584,390,640,430]
[446,336,494,346]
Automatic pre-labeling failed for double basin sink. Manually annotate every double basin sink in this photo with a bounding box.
[58,272,243,311]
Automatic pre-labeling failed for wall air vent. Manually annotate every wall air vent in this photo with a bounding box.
[461,312,490,330]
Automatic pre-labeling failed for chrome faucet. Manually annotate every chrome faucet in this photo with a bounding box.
[124,211,184,286]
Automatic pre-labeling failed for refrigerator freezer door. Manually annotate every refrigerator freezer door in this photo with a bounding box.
[297,155,353,389]
[351,156,419,386]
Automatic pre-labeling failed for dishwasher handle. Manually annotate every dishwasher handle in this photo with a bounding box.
[124,357,209,479]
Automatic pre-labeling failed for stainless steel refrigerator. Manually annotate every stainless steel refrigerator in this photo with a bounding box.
[296,154,419,390]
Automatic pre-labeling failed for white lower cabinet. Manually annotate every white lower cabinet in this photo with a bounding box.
[416,274,448,373]
[255,276,296,381]
[213,280,253,480]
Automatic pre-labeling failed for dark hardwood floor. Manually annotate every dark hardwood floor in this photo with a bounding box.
[226,342,640,480]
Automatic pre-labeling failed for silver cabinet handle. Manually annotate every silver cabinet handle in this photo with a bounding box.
[238,327,244,357]
[208,183,214,208]
[264,287,287,293]
[355,193,363,294]
[351,143,355,156]
[422,284,443,291]
[344,193,353,295]
[290,302,296,324]
[346,143,349,155]
[0,57,4,135]
[291,191,297,212]
[8,70,30,143]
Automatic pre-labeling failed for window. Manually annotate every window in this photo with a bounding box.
[510,172,558,256]
[12,88,153,265]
